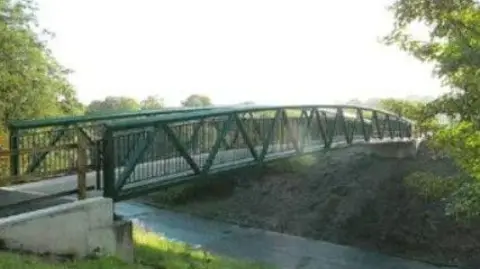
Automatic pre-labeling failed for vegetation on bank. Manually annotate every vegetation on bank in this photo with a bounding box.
[383,0,480,223]
[0,227,274,269]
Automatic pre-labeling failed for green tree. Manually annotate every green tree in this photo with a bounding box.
[378,98,440,134]
[0,0,81,130]
[384,0,480,220]
[181,94,212,107]
[140,95,165,110]
[86,96,140,114]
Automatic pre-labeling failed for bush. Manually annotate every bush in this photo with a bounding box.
[403,170,480,223]
[403,171,463,202]
[445,182,480,222]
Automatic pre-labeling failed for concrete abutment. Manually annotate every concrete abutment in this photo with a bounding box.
[0,197,133,262]
[362,139,420,159]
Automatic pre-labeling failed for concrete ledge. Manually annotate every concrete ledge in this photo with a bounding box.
[0,197,133,262]
[363,140,419,159]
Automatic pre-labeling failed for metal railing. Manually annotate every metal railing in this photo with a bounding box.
[99,105,413,201]
[5,106,225,180]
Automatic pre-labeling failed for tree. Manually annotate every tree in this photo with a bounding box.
[378,98,440,135]
[140,95,165,110]
[181,94,212,107]
[384,0,480,121]
[0,0,82,131]
[378,98,426,118]
[86,96,140,114]
[384,0,480,220]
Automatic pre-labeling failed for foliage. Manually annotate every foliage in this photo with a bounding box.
[0,226,274,269]
[181,94,212,107]
[385,0,480,221]
[377,98,440,134]
[86,96,141,114]
[140,95,165,110]
[445,181,480,221]
[86,95,165,114]
[384,0,480,122]
[0,0,82,130]
[432,122,480,180]
[403,171,463,202]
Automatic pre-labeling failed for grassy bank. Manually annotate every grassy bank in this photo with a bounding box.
[0,227,274,269]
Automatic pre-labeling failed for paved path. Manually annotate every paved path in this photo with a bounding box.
[115,201,446,269]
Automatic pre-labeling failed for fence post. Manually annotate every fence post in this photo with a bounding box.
[102,128,116,200]
[8,125,19,176]
[77,130,87,200]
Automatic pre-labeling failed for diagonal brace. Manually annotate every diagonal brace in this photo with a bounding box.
[27,126,68,173]
[116,127,157,192]
[234,114,259,161]
[163,124,201,174]
[202,114,235,173]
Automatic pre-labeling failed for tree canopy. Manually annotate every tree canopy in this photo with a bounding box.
[384,0,480,122]
[86,96,141,115]
[385,0,480,220]
[181,94,212,107]
[0,0,82,130]
[140,95,165,110]
[85,95,167,114]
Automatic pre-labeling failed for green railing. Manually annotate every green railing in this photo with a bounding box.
[101,105,413,201]
[5,106,226,180]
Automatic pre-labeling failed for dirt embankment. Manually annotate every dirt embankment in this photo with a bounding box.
[144,144,480,267]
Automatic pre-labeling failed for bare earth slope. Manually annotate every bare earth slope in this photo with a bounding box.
[145,144,479,267]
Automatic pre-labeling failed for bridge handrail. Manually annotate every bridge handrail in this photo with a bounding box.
[7,105,234,130]
[105,104,414,131]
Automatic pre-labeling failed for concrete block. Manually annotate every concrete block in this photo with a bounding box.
[86,197,114,228]
[86,220,134,263]
[364,140,418,159]
[87,226,116,257]
[0,209,90,256]
[114,220,134,263]
[0,197,115,258]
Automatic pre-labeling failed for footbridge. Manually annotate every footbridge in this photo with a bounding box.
[0,104,416,202]
[0,104,442,269]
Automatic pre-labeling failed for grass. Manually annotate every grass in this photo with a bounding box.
[0,226,275,269]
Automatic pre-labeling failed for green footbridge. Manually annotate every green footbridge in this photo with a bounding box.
[3,104,414,202]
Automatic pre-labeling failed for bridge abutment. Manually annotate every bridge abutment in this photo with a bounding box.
[0,197,133,262]
[362,139,419,159]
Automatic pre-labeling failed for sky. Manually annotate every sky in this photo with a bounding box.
[36,0,447,106]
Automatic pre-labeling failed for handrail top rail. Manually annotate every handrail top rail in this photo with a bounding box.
[8,106,236,129]
[105,104,414,131]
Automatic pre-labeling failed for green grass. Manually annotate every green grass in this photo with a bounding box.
[0,227,275,269]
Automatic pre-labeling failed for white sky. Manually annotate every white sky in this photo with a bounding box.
[36,0,447,106]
